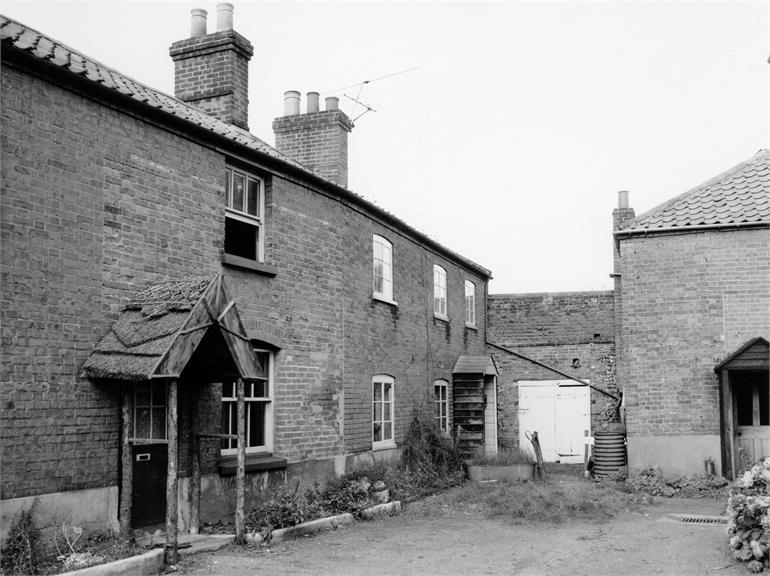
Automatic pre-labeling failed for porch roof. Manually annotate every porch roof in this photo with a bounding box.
[81,274,264,382]
[453,355,498,376]
[714,337,769,373]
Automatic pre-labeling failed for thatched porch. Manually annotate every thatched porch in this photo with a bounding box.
[82,274,264,564]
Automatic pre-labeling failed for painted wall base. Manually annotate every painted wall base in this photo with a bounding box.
[627,434,722,477]
[0,486,119,544]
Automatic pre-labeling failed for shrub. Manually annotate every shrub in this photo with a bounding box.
[727,457,770,570]
[246,484,324,534]
[307,476,373,516]
[401,417,464,478]
[1,504,39,576]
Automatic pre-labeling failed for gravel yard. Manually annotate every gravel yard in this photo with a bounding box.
[177,484,740,576]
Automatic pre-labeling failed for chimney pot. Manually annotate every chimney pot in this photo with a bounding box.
[190,9,207,38]
[216,3,234,31]
[325,96,339,111]
[307,92,320,113]
[618,190,629,209]
[284,91,301,116]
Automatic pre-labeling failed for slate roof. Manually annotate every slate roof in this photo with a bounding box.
[0,14,491,278]
[453,355,498,376]
[82,276,216,381]
[617,149,770,234]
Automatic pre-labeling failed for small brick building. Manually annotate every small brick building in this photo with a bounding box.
[487,292,619,463]
[613,151,770,478]
[0,7,496,539]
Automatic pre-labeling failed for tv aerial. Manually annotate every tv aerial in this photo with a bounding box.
[323,66,420,123]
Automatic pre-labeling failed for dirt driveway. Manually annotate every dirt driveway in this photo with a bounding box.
[178,490,741,576]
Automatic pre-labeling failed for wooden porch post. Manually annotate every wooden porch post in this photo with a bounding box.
[189,385,200,535]
[235,378,246,545]
[119,385,133,537]
[165,379,179,565]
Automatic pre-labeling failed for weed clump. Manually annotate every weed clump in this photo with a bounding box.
[1,505,39,575]
[621,466,728,498]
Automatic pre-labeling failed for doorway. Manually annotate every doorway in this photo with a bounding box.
[733,370,770,469]
[518,380,590,463]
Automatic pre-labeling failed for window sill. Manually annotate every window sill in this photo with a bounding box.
[434,314,449,323]
[372,441,397,451]
[372,294,398,307]
[222,253,278,277]
[465,323,477,330]
[217,453,287,476]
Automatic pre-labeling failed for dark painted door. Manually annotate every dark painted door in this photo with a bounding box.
[131,444,167,528]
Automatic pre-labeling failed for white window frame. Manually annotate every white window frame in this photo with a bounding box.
[433,265,448,320]
[221,349,274,455]
[433,379,449,433]
[225,167,265,263]
[372,375,396,450]
[372,235,396,304]
[132,382,167,442]
[464,280,476,327]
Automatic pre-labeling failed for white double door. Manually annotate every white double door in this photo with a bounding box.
[518,380,590,464]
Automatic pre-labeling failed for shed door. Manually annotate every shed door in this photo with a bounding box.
[734,371,770,469]
[518,381,590,464]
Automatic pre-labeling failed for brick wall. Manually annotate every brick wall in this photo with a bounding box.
[617,228,770,437]
[1,60,489,501]
[486,292,617,450]
[1,65,223,499]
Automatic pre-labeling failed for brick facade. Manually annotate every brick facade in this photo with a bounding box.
[616,229,770,461]
[486,292,618,451]
[0,21,489,534]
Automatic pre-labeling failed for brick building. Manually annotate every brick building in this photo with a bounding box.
[613,151,770,478]
[0,7,495,538]
[487,292,619,463]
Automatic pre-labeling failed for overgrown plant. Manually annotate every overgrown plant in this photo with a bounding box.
[401,416,464,478]
[618,466,727,498]
[467,447,534,466]
[727,457,770,573]
[0,503,39,576]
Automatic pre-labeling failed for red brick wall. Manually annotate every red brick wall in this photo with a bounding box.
[1,65,223,499]
[486,292,617,449]
[1,61,489,499]
[617,228,770,437]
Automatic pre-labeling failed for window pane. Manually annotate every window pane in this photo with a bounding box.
[383,422,392,441]
[384,402,390,420]
[225,217,258,260]
[248,402,266,447]
[373,382,382,402]
[232,173,245,211]
[252,380,267,398]
[224,172,231,207]
[373,422,382,442]
[374,402,383,422]
[135,407,151,438]
[374,240,383,260]
[247,178,260,217]
[384,382,392,401]
[135,382,151,406]
[151,407,166,440]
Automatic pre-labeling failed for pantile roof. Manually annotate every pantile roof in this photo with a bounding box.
[617,149,770,234]
[0,14,491,278]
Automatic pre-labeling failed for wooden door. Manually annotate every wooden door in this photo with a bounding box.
[555,385,591,464]
[734,371,770,470]
[518,382,557,461]
[131,444,168,528]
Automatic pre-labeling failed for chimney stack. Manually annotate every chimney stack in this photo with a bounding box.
[613,190,635,229]
[169,4,253,130]
[273,91,353,188]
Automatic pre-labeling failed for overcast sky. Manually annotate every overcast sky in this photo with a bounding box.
[5,1,769,294]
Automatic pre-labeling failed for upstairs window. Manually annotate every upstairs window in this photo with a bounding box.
[434,379,449,433]
[433,265,447,319]
[372,375,395,449]
[221,349,273,454]
[225,168,264,262]
[465,280,476,327]
[373,235,393,302]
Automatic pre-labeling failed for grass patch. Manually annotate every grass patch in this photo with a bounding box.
[430,481,653,524]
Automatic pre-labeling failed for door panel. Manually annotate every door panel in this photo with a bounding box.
[131,444,167,528]
[555,386,591,464]
[518,383,557,461]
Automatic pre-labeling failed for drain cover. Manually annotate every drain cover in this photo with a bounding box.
[668,513,727,524]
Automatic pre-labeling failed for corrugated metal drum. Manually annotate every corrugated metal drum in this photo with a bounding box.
[592,431,627,477]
